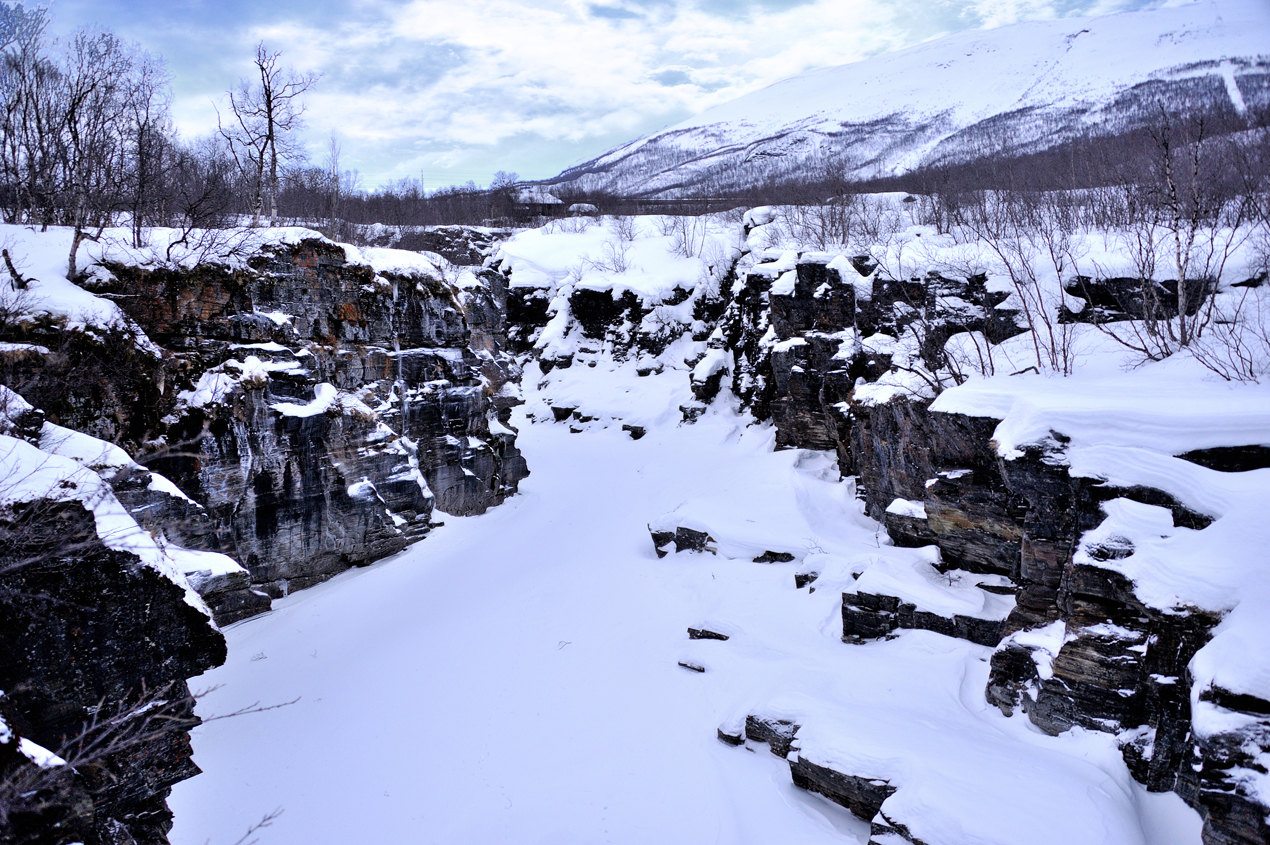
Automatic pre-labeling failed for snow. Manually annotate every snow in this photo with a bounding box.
[828,254,871,300]
[0,222,450,354]
[851,369,935,406]
[924,334,1270,812]
[18,737,66,769]
[515,186,564,205]
[169,360,1199,845]
[0,433,212,619]
[1219,59,1248,115]
[357,246,446,278]
[254,310,294,327]
[39,421,136,478]
[97,224,450,285]
[1,210,1251,839]
[2,384,240,613]
[0,224,135,330]
[853,557,1016,622]
[179,371,240,409]
[0,341,48,354]
[270,383,339,418]
[560,0,1270,196]
[494,215,742,302]
[885,497,926,519]
[932,367,1270,461]
[794,705,1149,845]
[692,348,731,385]
[752,250,797,278]
[1005,621,1068,681]
[743,207,777,228]
[770,269,797,296]
[0,700,62,768]
[179,355,306,409]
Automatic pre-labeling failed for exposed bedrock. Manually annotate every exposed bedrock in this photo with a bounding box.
[840,589,1009,647]
[697,247,1270,844]
[845,397,1263,843]
[0,232,531,841]
[0,497,225,845]
[6,237,528,615]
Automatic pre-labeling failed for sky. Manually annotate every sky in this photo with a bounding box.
[45,0,1167,191]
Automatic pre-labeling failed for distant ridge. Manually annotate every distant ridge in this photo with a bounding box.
[539,0,1270,199]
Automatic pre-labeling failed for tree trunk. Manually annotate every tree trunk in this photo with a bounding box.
[251,159,264,228]
[268,144,278,226]
[67,225,84,280]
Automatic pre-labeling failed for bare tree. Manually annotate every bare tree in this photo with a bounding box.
[58,30,139,279]
[220,43,318,227]
[160,135,243,263]
[322,133,342,235]
[955,189,1081,374]
[1093,115,1259,362]
[123,49,170,247]
[0,4,56,226]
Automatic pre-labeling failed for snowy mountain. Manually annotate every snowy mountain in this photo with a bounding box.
[543,0,1270,199]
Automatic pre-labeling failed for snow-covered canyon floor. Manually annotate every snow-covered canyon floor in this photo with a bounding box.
[169,360,1200,845]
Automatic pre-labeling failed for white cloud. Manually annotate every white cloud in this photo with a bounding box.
[281,0,940,181]
[48,0,1163,187]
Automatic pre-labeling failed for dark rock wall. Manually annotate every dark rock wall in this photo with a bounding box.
[698,247,1269,844]
[68,238,529,602]
[0,229,532,843]
[0,231,531,843]
[0,499,225,844]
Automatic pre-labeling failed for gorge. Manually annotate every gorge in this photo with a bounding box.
[3,204,1268,844]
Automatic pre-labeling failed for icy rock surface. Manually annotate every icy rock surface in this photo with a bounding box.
[3,226,529,611]
[1,388,226,844]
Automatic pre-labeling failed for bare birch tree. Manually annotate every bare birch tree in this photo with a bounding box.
[220,43,317,227]
[59,31,138,278]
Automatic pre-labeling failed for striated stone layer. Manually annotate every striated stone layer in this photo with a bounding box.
[0,230,532,843]
[80,238,529,605]
[695,242,1270,844]
[0,500,225,844]
[4,236,528,616]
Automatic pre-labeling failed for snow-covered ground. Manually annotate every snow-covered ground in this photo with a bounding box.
[0,212,1263,842]
[168,357,1200,845]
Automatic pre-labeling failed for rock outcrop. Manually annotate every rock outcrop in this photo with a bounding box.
[1,390,226,844]
[0,228,531,843]
[690,238,1270,844]
[7,234,528,610]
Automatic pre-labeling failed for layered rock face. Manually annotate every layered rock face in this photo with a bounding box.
[0,503,225,844]
[694,239,1270,844]
[8,236,528,613]
[1,392,227,844]
[0,228,530,843]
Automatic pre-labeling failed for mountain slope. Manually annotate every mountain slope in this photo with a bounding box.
[544,0,1270,199]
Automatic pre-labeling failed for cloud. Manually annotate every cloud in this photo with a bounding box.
[966,0,1064,27]
[650,69,694,86]
[587,3,643,20]
[41,0,1164,188]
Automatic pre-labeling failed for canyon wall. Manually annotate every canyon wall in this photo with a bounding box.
[689,236,1269,845]
[492,213,1269,844]
[0,229,528,842]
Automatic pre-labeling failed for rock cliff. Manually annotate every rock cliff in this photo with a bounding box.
[1,388,227,844]
[5,232,528,616]
[4,212,1268,844]
[0,226,530,843]
[682,231,1270,844]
